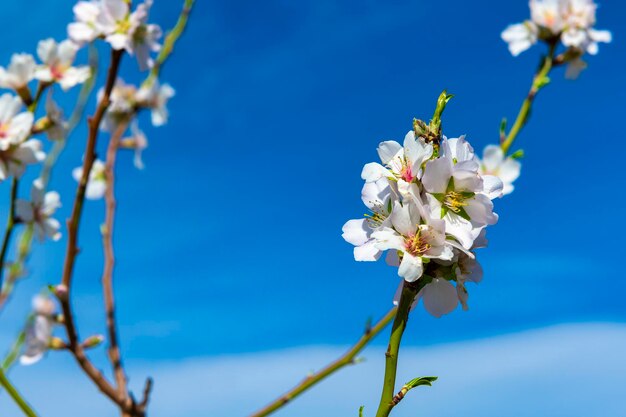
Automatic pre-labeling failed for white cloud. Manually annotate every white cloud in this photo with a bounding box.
[2,323,626,416]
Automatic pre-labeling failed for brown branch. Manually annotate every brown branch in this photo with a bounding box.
[57,49,134,413]
[103,119,130,397]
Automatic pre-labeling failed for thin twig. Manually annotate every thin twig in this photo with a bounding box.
[102,119,130,396]
[0,178,19,291]
[248,307,398,417]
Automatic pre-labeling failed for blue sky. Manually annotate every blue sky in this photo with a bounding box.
[0,0,625,415]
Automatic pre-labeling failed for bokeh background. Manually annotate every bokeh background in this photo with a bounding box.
[1,0,625,416]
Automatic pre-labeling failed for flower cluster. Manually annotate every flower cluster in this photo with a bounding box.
[342,95,520,317]
[69,0,162,70]
[502,0,611,78]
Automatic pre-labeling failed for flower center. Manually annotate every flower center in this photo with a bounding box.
[400,164,415,182]
[116,18,132,34]
[404,229,431,257]
[443,191,469,213]
[51,64,68,80]
[365,202,388,228]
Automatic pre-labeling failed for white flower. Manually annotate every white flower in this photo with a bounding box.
[0,53,36,90]
[531,0,563,33]
[15,180,62,242]
[34,39,91,91]
[422,138,501,249]
[559,0,612,54]
[100,78,137,131]
[120,120,148,169]
[392,277,458,318]
[0,140,45,181]
[362,131,433,185]
[371,199,453,282]
[130,0,162,70]
[0,93,34,150]
[136,79,175,126]
[501,22,538,56]
[97,0,149,52]
[342,177,394,262]
[68,1,104,44]
[20,295,56,366]
[419,278,459,318]
[479,145,521,196]
[72,159,106,200]
[504,0,611,57]
[44,94,68,141]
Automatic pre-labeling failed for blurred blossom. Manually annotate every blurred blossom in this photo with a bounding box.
[73,159,107,200]
[0,140,45,181]
[501,0,611,77]
[15,179,62,242]
[120,121,148,169]
[0,93,34,150]
[34,39,91,91]
[136,79,175,126]
[20,295,56,366]
[0,53,36,91]
[478,145,521,196]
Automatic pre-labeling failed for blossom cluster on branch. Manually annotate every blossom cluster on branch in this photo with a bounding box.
[342,94,520,317]
[502,0,611,78]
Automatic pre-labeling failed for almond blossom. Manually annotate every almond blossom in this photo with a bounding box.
[0,140,45,181]
[120,120,148,169]
[0,93,34,150]
[371,199,453,282]
[501,0,611,77]
[421,138,501,250]
[15,180,62,242]
[20,295,56,365]
[68,1,104,44]
[342,177,395,262]
[361,131,433,185]
[130,0,162,70]
[72,159,106,200]
[0,53,36,91]
[44,94,69,141]
[343,108,502,318]
[34,39,91,91]
[478,145,521,196]
[136,79,175,126]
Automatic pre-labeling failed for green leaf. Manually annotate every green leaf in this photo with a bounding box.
[510,149,525,160]
[359,406,365,417]
[405,376,438,389]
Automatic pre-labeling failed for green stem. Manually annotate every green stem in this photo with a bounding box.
[249,307,397,417]
[501,42,557,155]
[0,368,38,417]
[145,0,194,87]
[375,281,419,417]
[0,178,19,291]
